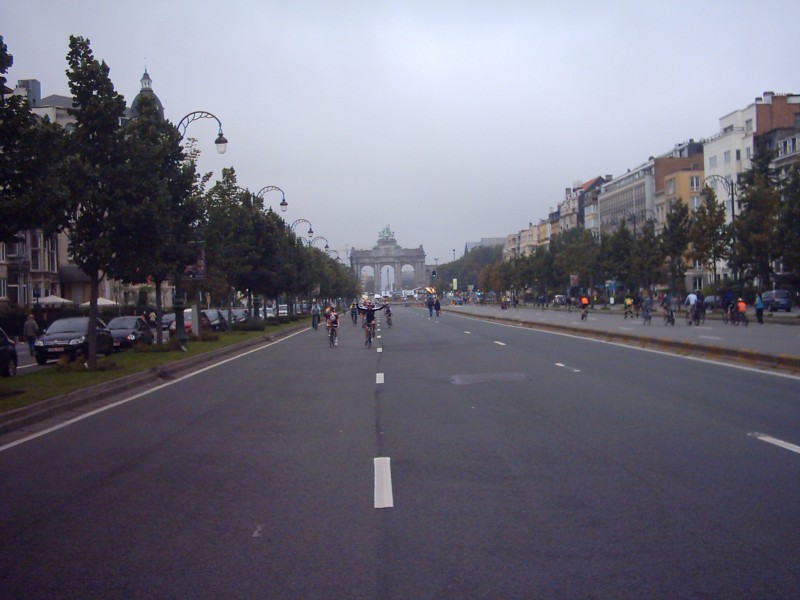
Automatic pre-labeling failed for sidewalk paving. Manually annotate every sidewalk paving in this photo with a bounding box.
[443,303,800,374]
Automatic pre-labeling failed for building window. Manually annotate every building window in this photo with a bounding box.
[745,119,753,132]
[666,179,676,195]
[724,150,731,164]
[691,195,701,210]
[736,149,741,161]
[30,232,42,271]
[709,156,717,169]
[690,176,701,192]
[0,278,7,299]
[0,243,5,262]
[746,146,752,159]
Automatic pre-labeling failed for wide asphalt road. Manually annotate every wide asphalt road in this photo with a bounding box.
[2,306,799,598]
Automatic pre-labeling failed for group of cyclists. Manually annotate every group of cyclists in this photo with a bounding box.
[310,299,392,347]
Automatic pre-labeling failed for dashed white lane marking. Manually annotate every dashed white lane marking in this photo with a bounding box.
[376,373,384,384]
[751,433,800,455]
[377,348,382,353]
[374,457,394,508]
[252,525,263,538]
[464,331,471,334]
[494,341,506,346]
[555,362,581,373]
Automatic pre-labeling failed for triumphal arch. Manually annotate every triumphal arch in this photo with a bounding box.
[350,226,426,294]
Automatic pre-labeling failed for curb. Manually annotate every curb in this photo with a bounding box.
[0,325,305,436]
[445,309,800,374]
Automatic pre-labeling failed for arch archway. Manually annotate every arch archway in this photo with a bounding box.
[350,226,426,295]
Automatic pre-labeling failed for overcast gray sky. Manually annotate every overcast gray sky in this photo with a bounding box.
[5,1,799,268]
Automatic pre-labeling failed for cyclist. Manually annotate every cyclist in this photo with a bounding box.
[580,294,590,320]
[685,290,698,325]
[385,303,393,327]
[736,297,748,325]
[642,293,653,324]
[327,308,340,346]
[358,300,387,346]
[661,292,675,324]
[311,301,321,330]
[623,295,634,319]
[350,301,358,324]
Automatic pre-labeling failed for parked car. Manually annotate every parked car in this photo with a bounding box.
[159,313,176,331]
[230,308,250,324]
[169,309,216,334]
[203,309,229,331]
[702,295,723,310]
[762,289,793,312]
[0,326,18,377]
[34,317,114,364]
[107,316,155,350]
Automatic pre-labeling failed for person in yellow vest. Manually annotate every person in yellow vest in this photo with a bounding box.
[623,295,634,319]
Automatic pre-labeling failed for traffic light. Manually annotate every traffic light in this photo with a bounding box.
[432,270,437,279]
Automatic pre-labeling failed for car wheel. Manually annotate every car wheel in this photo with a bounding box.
[2,358,16,377]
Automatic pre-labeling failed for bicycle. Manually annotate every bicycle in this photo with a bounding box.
[329,323,338,347]
[663,308,675,326]
[735,310,749,327]
[386,312,393,327]
[642,306,652,325]
[312,313,320,330]
[364,322,375,348]
[580,306,588,321]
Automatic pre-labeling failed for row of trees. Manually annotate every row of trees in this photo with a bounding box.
[1,36,357,366]
[450,150,799,301]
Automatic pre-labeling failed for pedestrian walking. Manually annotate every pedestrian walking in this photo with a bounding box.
[755,292,764,324]
[434,297,441,316]
[23,314,39,356]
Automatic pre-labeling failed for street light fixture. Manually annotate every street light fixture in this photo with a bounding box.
[291,219,314,238]
[176,111,228,154]
[255,185,288,212]
[703,174,738,282]
[309,236,330,252]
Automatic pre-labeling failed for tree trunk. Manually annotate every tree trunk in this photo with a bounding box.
[154,278,164,345]
[87,269,100,369]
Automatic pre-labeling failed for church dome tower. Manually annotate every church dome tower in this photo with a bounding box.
[129,69,165,120]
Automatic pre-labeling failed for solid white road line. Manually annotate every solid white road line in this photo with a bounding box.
[0,329,309,453]
[751,433,800,455]
[376,373,384,384]
[374,457,394,508]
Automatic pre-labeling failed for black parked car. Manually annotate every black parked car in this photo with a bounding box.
[202,309,229,331]
[0,326,17,377]
[107,316,155,350]
[762,289,793,312]
[34,317,114,364]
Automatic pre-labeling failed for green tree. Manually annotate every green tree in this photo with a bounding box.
[660,201,692,295]
[688,186,729,291]
[109,93,197,342]
[63,36,129,367]
[633,219,663,292]
[0,36,69,242]
[600,223,634,293]
[735,141,781,287]
[777,163,800,282]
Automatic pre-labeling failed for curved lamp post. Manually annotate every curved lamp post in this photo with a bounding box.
[309,236,330,252]
[703,174,738,282]
[177,111,228,153]
[291,219,314,238]
[255,186,288,212]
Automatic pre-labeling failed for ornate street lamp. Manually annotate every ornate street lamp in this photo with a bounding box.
[309,236,330,252]
[255,186,288,212]
[291,219,314,238]
[177,111,228,153]
[703,174,738,282]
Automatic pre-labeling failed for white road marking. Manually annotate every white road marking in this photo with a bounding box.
[376,373,384,384]
[464,331,471,334]
[619,327,634,331]
[698,335,724,341]
[555,362,581,373]
[252,525,263,538]
[494,341,506,346]
[0,328,309,453]
[377,347,382,353]
[751,433,800,455]
[374,457,394,508]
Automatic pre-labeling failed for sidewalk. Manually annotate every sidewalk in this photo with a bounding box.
[443,303,800,374]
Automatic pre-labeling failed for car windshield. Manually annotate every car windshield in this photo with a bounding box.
[45,318,89,334]
[108,317,139,330]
